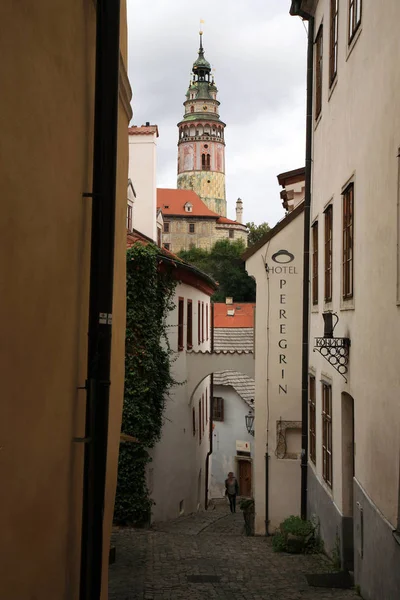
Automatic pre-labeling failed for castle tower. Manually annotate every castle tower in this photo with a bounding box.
[177,32,227,217]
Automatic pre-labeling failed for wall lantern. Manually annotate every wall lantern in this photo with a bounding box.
[245,410,255,437]
[314,311,351,382]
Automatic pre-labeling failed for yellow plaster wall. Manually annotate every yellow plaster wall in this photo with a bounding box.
[0,2,130,598]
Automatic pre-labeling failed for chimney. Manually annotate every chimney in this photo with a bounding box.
[236,198,243,223]
[145,121,150,126]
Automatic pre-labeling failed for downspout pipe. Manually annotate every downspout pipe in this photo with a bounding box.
[290,0,314,520]
[79,1,121,599]
[205,302,215,509]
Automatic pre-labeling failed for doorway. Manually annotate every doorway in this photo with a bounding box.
[238,460,252,497]
[341,393,355,570]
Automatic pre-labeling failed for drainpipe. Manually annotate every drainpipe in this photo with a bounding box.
[290,0,314,520]
[79,1,121,599]
[205,302,215,509]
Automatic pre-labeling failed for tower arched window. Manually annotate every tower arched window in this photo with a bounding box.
[202,153,211,170]
[190,105,194,113]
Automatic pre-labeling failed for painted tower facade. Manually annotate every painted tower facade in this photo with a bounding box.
[177,33,227,217]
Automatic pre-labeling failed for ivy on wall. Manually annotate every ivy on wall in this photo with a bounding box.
[114,243,177,525]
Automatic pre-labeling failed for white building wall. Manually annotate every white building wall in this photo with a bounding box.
[128,133,157,241]
[149,281,212,522]
[305,2,400,596]
[210,384,253,498]
[246,208,304,533]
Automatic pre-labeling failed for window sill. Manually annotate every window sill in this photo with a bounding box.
[393,530,400,546]
[314,112,323,132]
[346,25,362,62]
[311,305,319,314]
[340,299,355,311]
[328,77,338,102]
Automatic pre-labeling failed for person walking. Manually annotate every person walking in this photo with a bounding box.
[225,472,239,513]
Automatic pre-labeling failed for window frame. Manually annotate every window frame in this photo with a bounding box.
[324,205,333,302]
[342,184,354,299]
[315,25,323,119]
[201,301,204,343]
[178,297,184,351]
[187,299,193,349]
[199,400,202,442]
[322,382,333,487]
[127,204,133,231]
[348,0,362,44]
[189,223,195,234]
[198,301,201,345]
[192,407,196,436]
[163,221,170,233]
[329,0,339,86]
[229,229,234,239]
[206,304,209,341]
[309,376,316,464]
[312,221,319,305]
[213,397,224,422]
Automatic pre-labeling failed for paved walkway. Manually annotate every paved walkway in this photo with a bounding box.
[109,503,359,600]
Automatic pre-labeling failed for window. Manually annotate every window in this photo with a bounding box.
[315,26,323,119]
[192,407,196,436]
[190,105,194,113]
[329,0,339,85]
[213,397,224,421]
[322,382,333,487]
[199,400,202,442]
[229,229,234,239]
[202,394,205,433]
[206,388,208,423]
[342,184,354,299]
[178,297,184,351]
[312,221,319,305]
[198,301,201,344]
[127,204,133,231]
[324,205,333,301]
[163,243,170,250]
[309,376,316,464]
[349,0,362,43]
[189,223,195,234]
[187,300,193,349]
[201,153,211,170]
[201,302,204,343]
[164,221,170,233]
[206,304,209,341]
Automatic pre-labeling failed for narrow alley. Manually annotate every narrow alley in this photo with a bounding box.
[109,503,359,600]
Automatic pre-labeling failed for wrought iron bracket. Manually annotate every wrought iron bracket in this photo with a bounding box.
[313,337,351,382]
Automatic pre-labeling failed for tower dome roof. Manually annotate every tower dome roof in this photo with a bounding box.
[192,32,211,72]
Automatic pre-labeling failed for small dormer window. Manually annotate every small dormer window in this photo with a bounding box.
[185,202,193,213]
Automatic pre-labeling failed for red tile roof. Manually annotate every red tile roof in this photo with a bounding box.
[213,303,256,328]
[128,125,159,137]
[157,188,241,225]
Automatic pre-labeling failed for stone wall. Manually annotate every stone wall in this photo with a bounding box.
[177,171,226,216]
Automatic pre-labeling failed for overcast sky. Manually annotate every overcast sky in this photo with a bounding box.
[127,0,307,228]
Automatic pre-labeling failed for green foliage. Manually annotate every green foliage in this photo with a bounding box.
[272,515,323,554]
[246,221,270,247]
[239,498,254,512]
[178,239,256,302]
[114,243,177,526]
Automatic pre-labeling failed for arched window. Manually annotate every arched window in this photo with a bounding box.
[202,153,211,170]
[190,105,194,113]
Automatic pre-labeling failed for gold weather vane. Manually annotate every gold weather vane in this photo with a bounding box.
[199,18,205,34]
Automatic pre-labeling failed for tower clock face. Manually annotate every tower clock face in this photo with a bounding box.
[203,105,208,111]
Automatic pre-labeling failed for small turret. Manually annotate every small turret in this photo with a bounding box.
[236,198,243,224]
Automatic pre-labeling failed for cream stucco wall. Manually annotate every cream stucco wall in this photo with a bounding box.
[149,282,212,521]
[0,2,130,599]
[129,132,157,241]
[246,209,304,533]
[163,218,248,253]
[309,0,400,529]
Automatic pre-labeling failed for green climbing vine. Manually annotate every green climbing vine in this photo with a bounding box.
[114,242,177,526]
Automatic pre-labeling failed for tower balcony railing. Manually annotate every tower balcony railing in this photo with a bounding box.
[180,135,224,143]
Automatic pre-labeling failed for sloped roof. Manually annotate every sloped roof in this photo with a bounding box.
[214,328,253,351]
[214,303,255,328]
[213,370,254,407]
[157,188,241,226]
[213,326,255,406]
[128,125,159,137]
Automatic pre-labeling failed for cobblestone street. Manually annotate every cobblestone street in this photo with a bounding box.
[109,503,359,600]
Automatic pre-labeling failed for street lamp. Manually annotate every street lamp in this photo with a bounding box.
[245,410,254,436]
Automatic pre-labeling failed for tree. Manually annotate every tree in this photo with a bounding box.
[178,238,256,302]
[246,221,270,247]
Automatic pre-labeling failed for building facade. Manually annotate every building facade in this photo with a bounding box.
[291,2,400,599]
[210,302,256,499]
[158,188,247,253]
[1,2,131,599]
[177,33,226,217]
[244,198,305,534]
